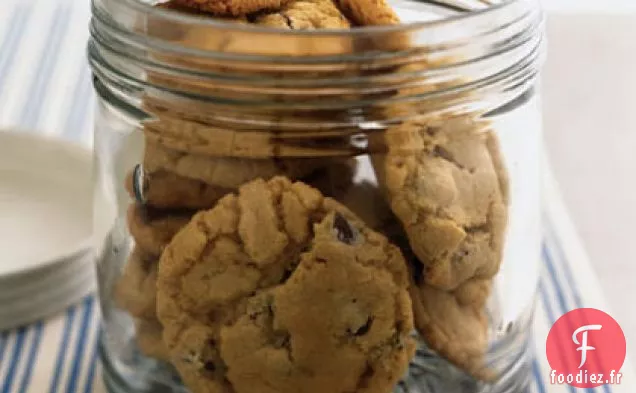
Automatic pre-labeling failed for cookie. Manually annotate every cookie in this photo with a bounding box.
[125,167,232,210]
[142,113,365,160]
[127,204,192,257]
[127,157,357,209]
[254,0,351,29]
[114,248,158,319]
[168,0,292,16]
[409,276,494,381]
[375,114,509,291]
[143,140,326,190]
[156,176,415,393]
[135,318,171,362]
[164,0,351,30]
[333,0,398,26]
[151,0,351,59]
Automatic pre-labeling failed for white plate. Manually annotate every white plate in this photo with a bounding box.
[0,266,96,331]
[0,129,111,331]
[0,250,92,299]
[0,130,93,277]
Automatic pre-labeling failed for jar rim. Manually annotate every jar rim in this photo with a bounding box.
[103,0,535,36]
[89,0,544,114]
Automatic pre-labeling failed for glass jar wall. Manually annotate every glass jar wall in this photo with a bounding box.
[89,1,545,392]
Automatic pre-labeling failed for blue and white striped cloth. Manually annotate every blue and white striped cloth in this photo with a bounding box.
[0,0,93,146]
[0,0,633,392]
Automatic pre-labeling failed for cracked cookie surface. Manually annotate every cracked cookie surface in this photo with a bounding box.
[254,0,350,29]
[374,113,509,379]
[377,114,508,291]
[156,176,415,393]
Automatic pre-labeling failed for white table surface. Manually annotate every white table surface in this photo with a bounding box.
[540,10,636,358]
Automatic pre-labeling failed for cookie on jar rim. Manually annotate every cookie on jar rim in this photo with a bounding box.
[155,176,416,393]
[165,0,293,17]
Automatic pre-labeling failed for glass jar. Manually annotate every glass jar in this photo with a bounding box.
[89,1,545,393]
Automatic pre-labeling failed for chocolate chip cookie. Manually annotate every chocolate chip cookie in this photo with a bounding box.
[409,275,494,381]
[156,176,415,393]
[114,247,158,320]
[169,0,292,16]
[375,114,509,291]
[254,0,351,29]
[143,140,327,191]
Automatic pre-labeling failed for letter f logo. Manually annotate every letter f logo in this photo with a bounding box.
[572,325,602,368]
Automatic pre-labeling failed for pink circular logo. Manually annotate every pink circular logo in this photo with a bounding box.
[546,308,626,388]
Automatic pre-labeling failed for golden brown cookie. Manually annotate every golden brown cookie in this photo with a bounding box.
[372,112,508,379]
[333,0,399,26]
[156,0,209,13]
[142,100,361,159]
[156,176,415,393]
[375,114,509,291]
[409,276,494,381]
[254,0,351,29]
[168,0,292,16]
[135,318,171,362]
[114,248,158,319]
[143,140,326,191]
[127,204,192,257]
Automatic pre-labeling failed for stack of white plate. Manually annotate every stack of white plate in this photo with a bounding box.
[0,130,110,331]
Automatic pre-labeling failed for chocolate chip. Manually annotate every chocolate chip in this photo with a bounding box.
[280,268,293,283]
[349,317,373,336]
[411,259,424,285]
[432,145,454,162]
[333,212,356,245]
[273,332,291,349]
[140,204,195,222]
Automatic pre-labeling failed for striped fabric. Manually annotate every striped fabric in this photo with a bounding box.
[0,0,633,392]
[0,0,93,145]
